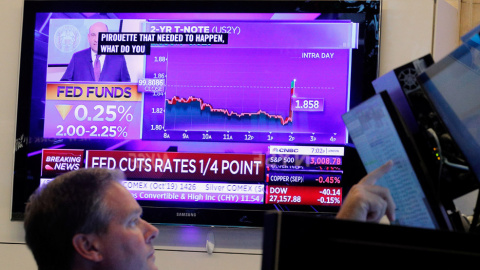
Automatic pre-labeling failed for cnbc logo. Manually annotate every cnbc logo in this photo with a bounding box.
[270,147,299,154]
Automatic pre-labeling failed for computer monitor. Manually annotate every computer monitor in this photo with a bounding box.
[372,54,434,135]
[417,29,480,188]
[342,91,453,230]
[373,54,479,201]
[261,211,480,270]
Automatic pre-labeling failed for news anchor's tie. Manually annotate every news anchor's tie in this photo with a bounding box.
[94,54,100,81]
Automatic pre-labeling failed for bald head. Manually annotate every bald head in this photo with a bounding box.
[88,22,108,53]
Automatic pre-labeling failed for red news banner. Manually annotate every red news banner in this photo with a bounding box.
[86,150,265,181]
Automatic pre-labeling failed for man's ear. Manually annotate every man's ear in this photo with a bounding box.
[72,233,103,262]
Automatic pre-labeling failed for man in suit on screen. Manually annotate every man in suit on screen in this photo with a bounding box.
[60,22,131,82]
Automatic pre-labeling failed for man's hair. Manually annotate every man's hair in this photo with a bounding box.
[88,22,108,34]
[24,168,125,270]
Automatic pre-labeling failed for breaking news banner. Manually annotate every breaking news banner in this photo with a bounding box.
[41,149,84,177]
[97,32,229,55]
[86,150,265,181]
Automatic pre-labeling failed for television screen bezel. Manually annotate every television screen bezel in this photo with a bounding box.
[12,0,382,227]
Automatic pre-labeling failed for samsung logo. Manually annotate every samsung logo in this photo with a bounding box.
[176,212,197,217]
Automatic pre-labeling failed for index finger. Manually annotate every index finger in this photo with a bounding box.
[359,160,393,186]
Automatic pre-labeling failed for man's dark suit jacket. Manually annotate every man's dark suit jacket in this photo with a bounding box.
[60,48,131,82]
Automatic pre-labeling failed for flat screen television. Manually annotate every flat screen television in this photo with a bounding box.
[12,0,381,227]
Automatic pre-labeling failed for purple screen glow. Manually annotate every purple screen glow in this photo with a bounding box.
[12,4,381,226]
